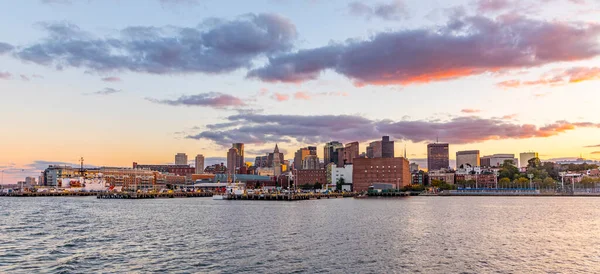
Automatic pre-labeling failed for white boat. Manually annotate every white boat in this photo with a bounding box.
[212,182,246,200]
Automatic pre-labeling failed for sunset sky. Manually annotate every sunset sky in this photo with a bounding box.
[1,0,600,183]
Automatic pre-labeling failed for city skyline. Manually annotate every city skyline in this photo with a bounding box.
[2,0,600,183]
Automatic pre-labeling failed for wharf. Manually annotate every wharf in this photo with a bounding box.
[97,192,214,199]
[224,192,356,201]
[366,192,411,197]
[1,191,101,197]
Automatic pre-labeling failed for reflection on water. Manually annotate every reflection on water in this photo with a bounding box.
[1,197,599,273]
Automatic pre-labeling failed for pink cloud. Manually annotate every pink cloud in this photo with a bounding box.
[294,91,312,100]
[461,108,481,114]
[272,92,290,102]
[101,76,122,82]
[497,67,600,88]
[0,72,11,79]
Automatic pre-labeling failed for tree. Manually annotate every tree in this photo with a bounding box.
[314,182,322,190]
[527,157,542,169]
[336,178,345,191]
[499,178,511,188]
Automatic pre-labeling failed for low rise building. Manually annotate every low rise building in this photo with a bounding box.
[327,163,353,191]
[352,157,410,192]
[428,169,455,185]
[294,169,327,188]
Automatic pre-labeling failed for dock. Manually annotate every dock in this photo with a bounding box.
[96,192,214,199]
[224,192,356,201]
[1,191,101,197]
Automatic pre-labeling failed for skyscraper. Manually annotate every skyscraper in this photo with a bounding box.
[338,141,359,166]
[227,148,238,180]
[273,144,282,176]
[366,136,394,158]
[324,141,343,164]
[175,153,188,166]
[427,143,449,171]
[381,136,394,158]
[195,154,205,174]
[232,143,244,168]
[520,152,539,168]
[456,150,480,169]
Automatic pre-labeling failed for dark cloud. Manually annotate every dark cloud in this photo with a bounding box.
[0,42,13,54]
[187,114,600,147]
[14,14,297,75]
[92,87,122,95]
[147,92,246,108]
[348,0,409,21]
[248,15,600,86]
[0,72,11,80]
[475,0,512,13]
[101,76,122,82]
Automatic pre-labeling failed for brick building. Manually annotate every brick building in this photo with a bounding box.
[352,157,410,192]
[294,169,327,187]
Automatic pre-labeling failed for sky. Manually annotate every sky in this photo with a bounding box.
[1,0,600,183]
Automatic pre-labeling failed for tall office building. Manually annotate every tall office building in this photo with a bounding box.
[195,154,205,174]
[456,150,480,169]
[324,141,343,164]
[175,153,188,166]
[273,144,282,176]
[232,143,244,168]
[227,148,238,180]
[294,146,318,170]
[338,141,359,166]
[366,136,394,158]
[381,136,394,158]
[302,155,320,170]
[520,152,539,168]
[427,143,449,171]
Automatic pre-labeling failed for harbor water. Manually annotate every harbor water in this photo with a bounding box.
[1,197,599,273]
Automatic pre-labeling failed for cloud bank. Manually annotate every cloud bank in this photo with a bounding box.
[186,114,600,146]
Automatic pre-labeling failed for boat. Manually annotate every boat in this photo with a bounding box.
[212,182,246,200]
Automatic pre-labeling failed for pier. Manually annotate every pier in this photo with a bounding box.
[1,191,101,197]
[224,192,356,201]
[97,192,214,199]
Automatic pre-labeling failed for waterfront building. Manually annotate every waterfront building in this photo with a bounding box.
[133,163,195,178]
[227,147,239,181]
[256,167,275,176]
[519,152,539,168]
[428,169,455,185]
[195,154,205,174]
[456,150,480,169]
[232,143,245,168]
[175,153,188,166]
[326,163,353,191]
[427,143,449,171]
[25,176,37,186]
[324,141,344,164]
[294,147,310,170]
[481,154,517,167]
[294,169,327,188]
[352,157,410,192]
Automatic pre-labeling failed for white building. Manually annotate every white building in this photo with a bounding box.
[195,154,205,174]
[519,152,539,168]
[256,167,275,176]
[175,153,188,166]
[456,150,480,169]
[327,164,353,191]
[481,154,517,167]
